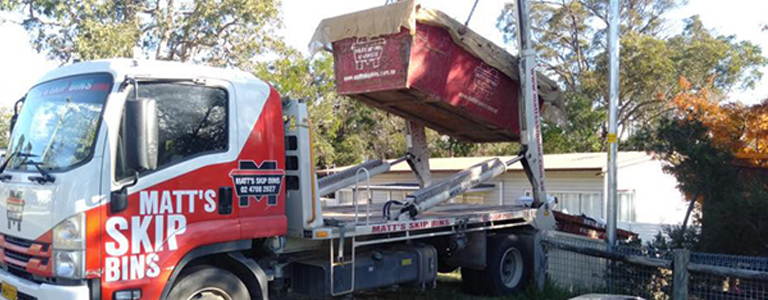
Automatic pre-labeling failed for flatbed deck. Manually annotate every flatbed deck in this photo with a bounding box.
[304,203,537,240]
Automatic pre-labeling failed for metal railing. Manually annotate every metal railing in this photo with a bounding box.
[538,231,768,300]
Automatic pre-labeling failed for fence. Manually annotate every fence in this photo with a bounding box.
[537,231,768,300]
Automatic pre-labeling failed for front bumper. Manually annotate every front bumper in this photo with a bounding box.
[0,268,89,300]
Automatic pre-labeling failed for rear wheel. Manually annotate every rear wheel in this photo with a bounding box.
[484,235,531,295]
[167,266,249,300]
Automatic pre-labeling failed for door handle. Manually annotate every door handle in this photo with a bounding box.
[218,186,233,215]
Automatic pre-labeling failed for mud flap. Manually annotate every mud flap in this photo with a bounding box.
[228,252,269,300]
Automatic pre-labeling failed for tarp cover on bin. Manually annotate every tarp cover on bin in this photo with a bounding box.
[310,0,565,142]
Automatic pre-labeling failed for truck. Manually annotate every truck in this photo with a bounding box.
[0,1,561,300]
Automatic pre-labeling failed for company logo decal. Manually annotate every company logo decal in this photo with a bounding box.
[229,160,285,207]
[104,189,217,282]
[459,63,501,114]
[471,64,500,100]
[351,37,387,70]
[6,190,24,231]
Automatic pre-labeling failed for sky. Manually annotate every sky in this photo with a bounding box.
[0,0,766,108]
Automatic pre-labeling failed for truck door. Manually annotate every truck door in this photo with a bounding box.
[103,80,241,300]
[228,85,287,239]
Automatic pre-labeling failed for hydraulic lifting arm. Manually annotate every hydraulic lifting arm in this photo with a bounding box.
[515,0,548,209]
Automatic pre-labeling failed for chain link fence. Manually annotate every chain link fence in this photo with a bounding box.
[539,231,768,300]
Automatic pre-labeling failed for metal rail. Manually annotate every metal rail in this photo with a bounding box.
[352,167,372,225]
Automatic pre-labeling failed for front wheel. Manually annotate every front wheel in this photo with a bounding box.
[166,266,249,300]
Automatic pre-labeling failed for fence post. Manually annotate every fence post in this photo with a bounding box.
[673,249,690,300]
[534,230,547,291]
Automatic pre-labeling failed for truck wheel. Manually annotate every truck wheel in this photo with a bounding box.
[438,254,458,273]
[438,263,458,273]
[167,266,249,300]
[484,235,531,295]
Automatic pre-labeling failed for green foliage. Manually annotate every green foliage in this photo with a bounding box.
[647,225,701,251]
[0,107,11,149]
[668,16,767,92]
[640,116,768,255]
[497,0,767,152]
[0,0,282,67]
[541,92,605,153]
[255,51,407,168]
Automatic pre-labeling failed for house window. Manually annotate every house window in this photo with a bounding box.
[617,191,636,222]
[540,191,604,219]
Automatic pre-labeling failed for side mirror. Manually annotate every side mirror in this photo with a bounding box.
[9,115,17,138]
[125,98,158,171]
[9,97,24,137]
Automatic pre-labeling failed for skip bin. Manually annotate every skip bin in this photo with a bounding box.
[311,0,564,142]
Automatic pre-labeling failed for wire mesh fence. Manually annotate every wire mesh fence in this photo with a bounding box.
[688,252,768,300]
[540,231,768,300]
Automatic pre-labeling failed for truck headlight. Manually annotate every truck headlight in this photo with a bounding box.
[53,250,84,279]
[53,213,85,250]
[53,214,85,279]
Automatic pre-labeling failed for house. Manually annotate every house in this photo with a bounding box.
[323,151,688,242]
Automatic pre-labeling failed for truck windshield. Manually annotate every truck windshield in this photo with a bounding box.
[6,73,112,172]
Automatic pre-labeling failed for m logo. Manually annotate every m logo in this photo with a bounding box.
[6,190,24,231]
[351,37,387,70]
[229,160,285,207]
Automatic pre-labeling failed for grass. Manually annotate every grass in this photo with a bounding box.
[345,271,576,300]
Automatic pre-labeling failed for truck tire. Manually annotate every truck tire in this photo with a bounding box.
[439,263,458,273]
[484,235,531,295]
[166,266,249,300]
[438,254,458,273]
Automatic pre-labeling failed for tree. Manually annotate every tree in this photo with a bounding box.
[0,107,11,149]
[497,1,767,152]
[541,92,605,153]
[636,79,768,255]
[667,77,768,159]
[0,0,282,67]
[254,50,408,168]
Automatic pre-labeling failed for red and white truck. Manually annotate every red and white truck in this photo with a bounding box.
[0,2,561,300]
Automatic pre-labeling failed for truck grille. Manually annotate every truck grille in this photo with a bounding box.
[1,234,53,283]
[4,249,32,263]
[5,236,35,248]
[18,293,38,300]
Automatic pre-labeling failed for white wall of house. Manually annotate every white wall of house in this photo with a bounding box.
[615,159,687,241]
[616,159,687,224]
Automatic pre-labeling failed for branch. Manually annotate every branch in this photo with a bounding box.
[620,99,663,126]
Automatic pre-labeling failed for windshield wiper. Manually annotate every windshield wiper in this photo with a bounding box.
[0,152,38,182]
[20,160,55,184]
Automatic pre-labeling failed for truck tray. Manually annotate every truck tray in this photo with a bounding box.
[311,0,563,142]
[314,203,535,238]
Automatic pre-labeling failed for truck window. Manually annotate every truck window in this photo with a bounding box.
[6,73,112,172]
[115,83,228,180]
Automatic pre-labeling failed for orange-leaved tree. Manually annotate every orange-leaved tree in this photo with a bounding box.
[669,77,768,166]
[647,76,768,254]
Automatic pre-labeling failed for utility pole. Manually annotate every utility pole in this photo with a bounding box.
[606,0,620,245]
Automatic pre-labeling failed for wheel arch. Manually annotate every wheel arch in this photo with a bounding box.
[158,239,268,300]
